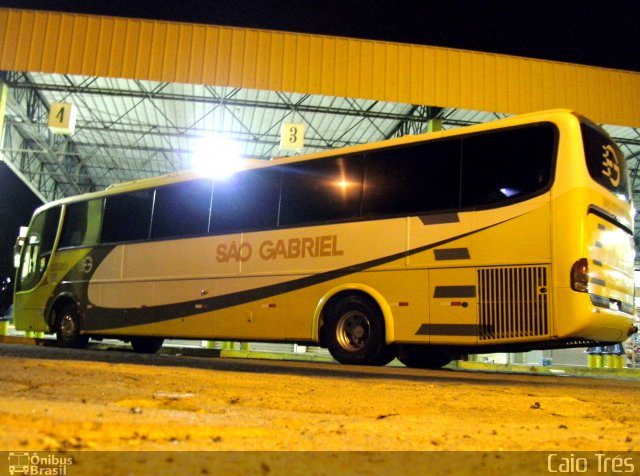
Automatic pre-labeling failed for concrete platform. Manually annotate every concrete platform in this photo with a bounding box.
[2,333,637,380]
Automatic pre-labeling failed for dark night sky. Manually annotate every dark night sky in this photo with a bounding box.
[2,0,639,72]
[0,163,43,279]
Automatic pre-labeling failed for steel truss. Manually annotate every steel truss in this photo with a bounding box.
[2,70,640,265]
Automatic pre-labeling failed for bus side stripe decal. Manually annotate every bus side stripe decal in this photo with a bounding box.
[419,213,460,225]
[416,324,478,336]
[70,216,521,332]
[433,286,476,298]
[434,248,470,260]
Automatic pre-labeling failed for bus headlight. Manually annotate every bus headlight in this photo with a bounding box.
[570,258,589,293]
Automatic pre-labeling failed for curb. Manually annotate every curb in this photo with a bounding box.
[1,334,639,378]
[451,360,640,379]
[219,348,337,363]
[216,349,640,378]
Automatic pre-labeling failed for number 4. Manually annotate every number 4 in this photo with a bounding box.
[56,106,65,124]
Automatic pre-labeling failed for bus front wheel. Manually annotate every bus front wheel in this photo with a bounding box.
[55,303,89,349]
[325,295,394,366]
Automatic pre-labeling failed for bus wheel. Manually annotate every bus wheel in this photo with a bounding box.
[56,303,89,349]
[397,345,454,369]
[325,295,394,366]
[131,337,164,354]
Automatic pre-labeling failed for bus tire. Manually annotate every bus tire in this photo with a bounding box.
[325,295,395,366]
[131,336,164,354]
[397,345,454,369]
[55,303,89,349]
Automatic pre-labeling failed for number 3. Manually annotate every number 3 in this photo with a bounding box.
[289,126,298,144]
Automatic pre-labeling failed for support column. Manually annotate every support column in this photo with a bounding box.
[0,83,8,148]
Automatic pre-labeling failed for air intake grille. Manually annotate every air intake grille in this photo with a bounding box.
[478,266,549,341]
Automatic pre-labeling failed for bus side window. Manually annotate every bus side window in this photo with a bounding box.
[211,168,281,234]
[59,199,103,248]
[151,179,212,240]
[17,206,61,291]
[460,125,555,208]
[101,190,154,243]
[279,155,363,227]
[362,139,461,217]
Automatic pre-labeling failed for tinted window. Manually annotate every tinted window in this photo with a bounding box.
[39,207,62,255]
[460,124,555,208]
[17,206,61,291]
[581,123,630,202]
[362,139,461,217]
[101,190,153,243]
[279,156,363,227]
[151,179,212,239]
[59,199,103,248]
[211,168,281,234]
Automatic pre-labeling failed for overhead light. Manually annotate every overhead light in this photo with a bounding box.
[191,135,241,178]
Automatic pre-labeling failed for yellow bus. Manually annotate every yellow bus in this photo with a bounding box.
[13,109,637,368]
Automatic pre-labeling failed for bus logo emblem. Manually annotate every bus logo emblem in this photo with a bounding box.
[601,144,620,187]
[80,256,93,274]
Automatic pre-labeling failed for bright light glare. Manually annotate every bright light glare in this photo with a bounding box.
[192,136,241,178]
[499,187,520,197]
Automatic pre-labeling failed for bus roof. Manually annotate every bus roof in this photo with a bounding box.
[33,108,579,212]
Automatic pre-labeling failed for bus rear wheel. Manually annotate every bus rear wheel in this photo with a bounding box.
[397,345,454,369]
[131,336,164,354]
[56,303,89,349]
[325,295,395,366]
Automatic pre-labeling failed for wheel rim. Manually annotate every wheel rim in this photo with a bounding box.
[59,313,77,339]
[335,310,370,351]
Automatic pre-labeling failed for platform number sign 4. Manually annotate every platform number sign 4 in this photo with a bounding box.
[48,102,78,135]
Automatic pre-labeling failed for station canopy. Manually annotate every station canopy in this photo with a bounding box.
[1,70,640,259]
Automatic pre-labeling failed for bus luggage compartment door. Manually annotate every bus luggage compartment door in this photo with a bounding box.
[428,268,477,345]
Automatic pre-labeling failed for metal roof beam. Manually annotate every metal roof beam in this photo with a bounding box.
[1,71,98,199]
[4,76,425,123]
[385,106,445,139]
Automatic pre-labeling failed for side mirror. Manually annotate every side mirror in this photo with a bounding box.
[13,226,28,268]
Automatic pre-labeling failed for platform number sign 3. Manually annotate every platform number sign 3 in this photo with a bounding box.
[280,122,305,150]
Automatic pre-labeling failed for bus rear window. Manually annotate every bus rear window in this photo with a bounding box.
[581,123,630,202]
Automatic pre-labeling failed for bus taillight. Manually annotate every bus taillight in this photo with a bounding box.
[570,258,589,293]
